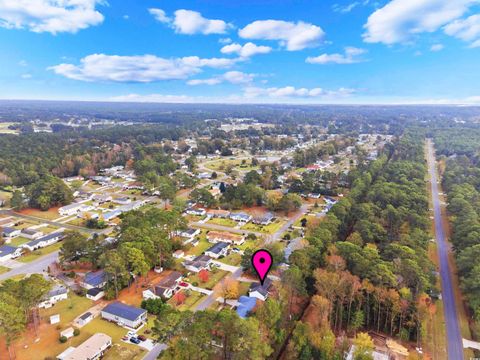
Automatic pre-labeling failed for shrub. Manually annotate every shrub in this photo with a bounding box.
[73,328,80,336]
[59,336,68,343]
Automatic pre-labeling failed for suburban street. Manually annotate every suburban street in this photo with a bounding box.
[0,250,59,281]
[427,140,464,360]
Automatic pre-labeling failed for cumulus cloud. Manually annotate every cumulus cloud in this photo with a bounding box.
[363,0,476,45]
[0,0,105,34]
[306,47,367,64]
[444,14,480,46]
[430,44,444,51]
[239,20,325,51]
[49,54,238,82]
[221,42,272,58]
[244,86,355,99]
[148,8,171,24]
[188,71,255,86]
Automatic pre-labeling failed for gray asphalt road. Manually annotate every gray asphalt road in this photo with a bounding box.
[142,343,167,360]
[427,140,464,360]
[0,250,59,281]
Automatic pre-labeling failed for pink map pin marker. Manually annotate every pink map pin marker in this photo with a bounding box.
[251,249,273,285]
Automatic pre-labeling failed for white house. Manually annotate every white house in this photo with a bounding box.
[206,231,245,246]
[59,203,86,216]
[2,227,21,240]
[86,288,105,301]
[38,286,68,309]
[0,245,23,262]
[113,197,131,205]
[81,270,107,290]
[20,228,44,240]
[205,242,230,259]
[101,302,147,329]
[60,327,75,340]
[185,208,206,216]
[142,271,183,300]
[22,231,64,251]
[183,254,212,273]
[56,333,112,360]
[76,311,94,327]
[230,213,252,223]
[249,279,273,302]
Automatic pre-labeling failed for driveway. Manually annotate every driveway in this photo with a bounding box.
[142,343,167,360]
[211,261,239,273]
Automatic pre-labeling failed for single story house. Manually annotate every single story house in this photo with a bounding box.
[230,213,252,223]
[176,228,200,240]
[39,286,68,309]
[22,231,64,251]
[20,228,44,240]
[236,296,257,319]
[249,278,273,302]
[59,203,91,216]
[57,333,112,360]
[113,197,131,205]
[92,194,112,204]
[101,302,147,328]
[206,231,245,246]
[207,209,231,218]
[86,288,105,301]
[2,226,21,239]
[0,245,23,262]
[81,270,107,290]
[143,271,183,300]
[173,250,185,259]
[0,217,16,228]
[183,254,212,273]
[252,213,275,226]
[102,210,122,222]
[204,242,230,259]
[77,311,94,327]
[185,208,206,217]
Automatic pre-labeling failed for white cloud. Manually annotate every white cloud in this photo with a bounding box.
[221,42,272,58]
[172,9,230,35]
[244,86,355,99]
[148,8,170,24]
[49,54,238,82]
[332,2,361,13]
[219,37,232,44]
[0,0,105,34]
[239,20,325,51]
[109,94,193,103]
[19,60,28,67]
[430,44,444,51]
[470,39,480,47]
[21,73,32,79]
[444,14,480,46]
[363,0,477,45]
[188,71,255,86]
[306,47,367,64]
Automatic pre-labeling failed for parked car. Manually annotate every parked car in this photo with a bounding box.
[130,337,141,344]
[127,331,136,337]
[137,335,147,341]
[179,281,189,287]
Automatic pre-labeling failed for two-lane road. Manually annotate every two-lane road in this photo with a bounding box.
[427,139,464,360]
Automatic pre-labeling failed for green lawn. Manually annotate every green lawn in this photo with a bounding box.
[0,266,10,275]
[41,293,94,327]
[82,317,129,343]
[218,253,242,266]
[238,282,251,296]
[185,233,211,256]
[187,269,228,290]
[204,158,259,172]
[18,242,63,263]
[168,290,207,311]
[242,220,286,234]
[208,218,238,227]
[8,236,30,247]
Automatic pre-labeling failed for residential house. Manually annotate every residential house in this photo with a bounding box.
[204,242,230,259]
[207,209,231,218]
[206,231,245,246]
[56,333,112,360]
[142,271,183,300]
[92,194,112,204]
[229,213,252,223]
[113,197,131,205]
[0,217,16,228]
[101,302,147,328]
[252,213,275,226]
[0,245,23,262]
[249,278,273,301]
[102,210,122,222]
[81,270,107,290]
[183,254,212,273]
[173,250,185,259]
[59,203,90,216]
[185,208,206,217]
[86,288,105,301]
[20,228,44,240]
[76,312,94,327]
[22,231,65,251]
[38,286,68,309]
[2,226,21,240]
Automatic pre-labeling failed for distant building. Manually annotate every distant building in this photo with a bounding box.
[59,203,93,216]
[2,227,21,239]
[20,228,44,240]
[143,271,183,300]
[185,208,206,217]
[230,213,252,223]
[101,302,147,328]
[0,245,23,262]
[207,231,245,245]
[113,197,131,205]
[22,231,65,251]
[207,209,231,218]
[252,213,275,225]
[204,242,230,259]
[56,333,112,360]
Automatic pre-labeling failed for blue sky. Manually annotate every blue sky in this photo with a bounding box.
[0,0,480,104]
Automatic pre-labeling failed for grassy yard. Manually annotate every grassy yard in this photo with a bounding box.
[208,218,238,228]
[18,207,61,220]
[242,220,285,234]
[18,242,63,263]
[0,122,19,134]
[168,290,207,311]
[41,293,94,327]
[187,269,229,290]
[204,158,258,172]
[103,343,146,360]
[238,282,251,296]
[0,266,10,275]
[185,234,211,256]
[218,253,242,266]
[8,236,30,247]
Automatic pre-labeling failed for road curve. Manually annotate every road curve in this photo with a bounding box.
[427,139,464,360]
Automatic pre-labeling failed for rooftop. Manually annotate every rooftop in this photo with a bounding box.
[102,301,146,321]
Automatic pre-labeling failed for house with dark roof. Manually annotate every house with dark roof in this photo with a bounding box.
[183,254,212,273]
[252,213,275,226]
[142,271,183,300]
[76,311,94,327]
[101,302,147,328]
[204,242,229,259]
[38,286,68,309]
[249,278,273,301]
[20,228,44,240]
[22,231,64,251]
[0,245,23,262]
[230,212,252,223]
[86,288,105,301]
[2,226,21,239]
[81,270,107,290]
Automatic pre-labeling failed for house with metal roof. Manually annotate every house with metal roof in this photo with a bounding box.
[20,228,44,240]
[204,242,230,259]
[230,212,252,223]
[0,245,23,262]
[22,231,65,251]
[252,212,275,225]
[2,226,21,239]
[81,270,107,290]
[101,302,147,328]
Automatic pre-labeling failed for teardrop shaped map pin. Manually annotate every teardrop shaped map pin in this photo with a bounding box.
[251,249,273,285]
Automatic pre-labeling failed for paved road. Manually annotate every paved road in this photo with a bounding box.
[191,221,262,237]
[267,204,309,244]
[427,140,464,360]
[142,343,167,360]
[0,250,59,281]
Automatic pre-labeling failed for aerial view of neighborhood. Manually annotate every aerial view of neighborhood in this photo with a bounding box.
[1,1,480,360]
